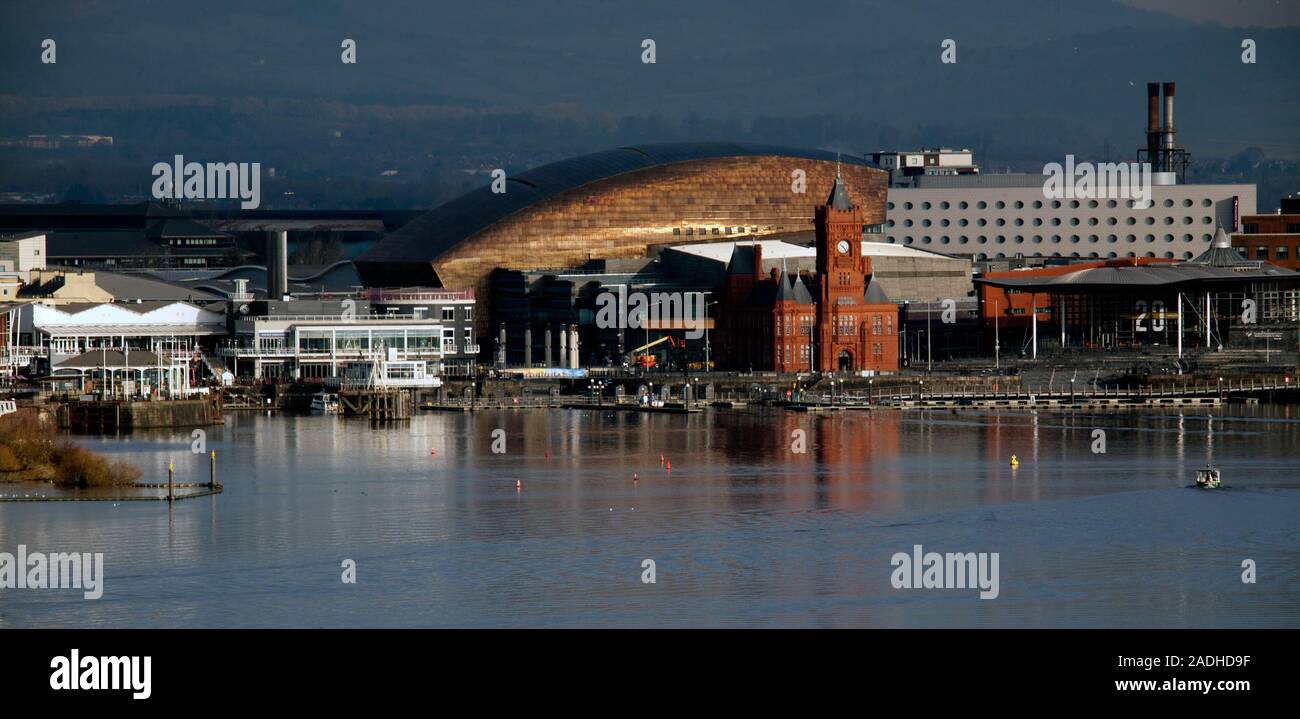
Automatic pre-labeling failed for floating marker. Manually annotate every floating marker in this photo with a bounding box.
[1009,454,1019,467]
[633,473,639,482]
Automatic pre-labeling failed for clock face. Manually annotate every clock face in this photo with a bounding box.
[836,240,850,255]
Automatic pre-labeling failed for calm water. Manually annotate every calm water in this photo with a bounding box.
[2,405,1298,628]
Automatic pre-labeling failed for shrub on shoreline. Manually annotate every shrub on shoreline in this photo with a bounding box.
[0,413,140,487]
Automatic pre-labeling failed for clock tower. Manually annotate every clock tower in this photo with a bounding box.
[815,167,871,372]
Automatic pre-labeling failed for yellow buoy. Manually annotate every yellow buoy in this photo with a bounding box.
[1009,454,1019,467]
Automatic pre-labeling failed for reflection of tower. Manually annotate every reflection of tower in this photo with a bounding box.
[569,324,579,368]
[496,323,507,367]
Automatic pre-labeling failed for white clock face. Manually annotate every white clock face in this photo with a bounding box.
[836,240,850,255]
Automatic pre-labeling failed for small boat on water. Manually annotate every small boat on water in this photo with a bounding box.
[310,391,340,414]
[1194,465,1222,489]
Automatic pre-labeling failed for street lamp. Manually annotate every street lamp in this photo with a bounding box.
[868,378,874,404]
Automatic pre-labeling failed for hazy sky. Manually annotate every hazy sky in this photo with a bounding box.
[1119,0,1300,27]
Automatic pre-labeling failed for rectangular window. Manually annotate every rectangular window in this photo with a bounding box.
[463,306,474,321]
[441,307,454,321]
[886,315,894,336]
[1256,246,1269,260]
[1277,246,1290,260]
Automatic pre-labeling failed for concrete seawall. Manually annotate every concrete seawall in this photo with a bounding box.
[58,398,222,432]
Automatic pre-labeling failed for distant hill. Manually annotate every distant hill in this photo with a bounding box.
[0,0,1296,205]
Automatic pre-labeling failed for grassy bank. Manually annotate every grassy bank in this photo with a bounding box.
[0,414,141,487]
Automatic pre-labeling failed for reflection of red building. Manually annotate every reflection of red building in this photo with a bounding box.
[718,174,899,373]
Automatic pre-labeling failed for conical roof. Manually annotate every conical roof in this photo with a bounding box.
[826,165,853,211]
[1188,227,1250,268]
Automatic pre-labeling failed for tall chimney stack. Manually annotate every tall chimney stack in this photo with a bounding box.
[1146,83,1161,172]
[1161,82,1176,159]
[266,230,288,300]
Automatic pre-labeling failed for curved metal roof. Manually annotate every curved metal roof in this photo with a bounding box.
[358,142,878,264]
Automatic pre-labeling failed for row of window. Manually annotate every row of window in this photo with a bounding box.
[890,198,1217,211]
[888,233,1217,245]
[974,251,1193,260]
[773,314,895,337]
[1252,246,1292,260]
[295,328,456,353]
[889,215,1215,228]
[774,342,888,365]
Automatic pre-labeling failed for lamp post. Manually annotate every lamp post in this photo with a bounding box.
[868,378,874,404]
[1218,376,1224,402]
[470,380,476,410]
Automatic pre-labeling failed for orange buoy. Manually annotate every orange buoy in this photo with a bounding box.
[665,460,671,471]
[545,451,549,460]
[430,448,436,456]
[516,479,522,489]
[633,473,639,482]
[660,454,665,465]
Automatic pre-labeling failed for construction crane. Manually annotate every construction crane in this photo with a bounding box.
[625,336,681,369]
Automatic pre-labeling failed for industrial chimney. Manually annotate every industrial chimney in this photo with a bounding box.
[1162,82,1176,151]
[1146,83,1161,172]
[266,230,288,300]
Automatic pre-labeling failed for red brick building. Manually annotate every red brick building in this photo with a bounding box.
[1232,198,1300,271]
[718,175,899,373]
